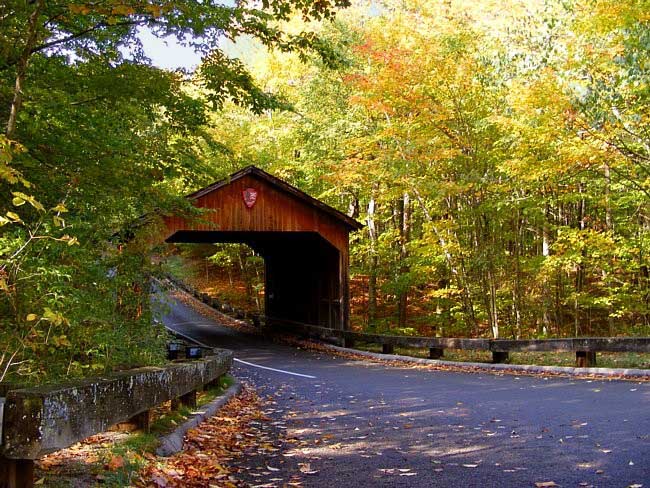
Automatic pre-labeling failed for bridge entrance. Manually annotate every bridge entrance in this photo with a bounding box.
[163,166,362,329]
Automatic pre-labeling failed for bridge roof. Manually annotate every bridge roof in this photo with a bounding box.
[187,165,363,231]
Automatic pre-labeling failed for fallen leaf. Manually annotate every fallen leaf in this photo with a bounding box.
[298,463,319,475]
[106,455,124,471]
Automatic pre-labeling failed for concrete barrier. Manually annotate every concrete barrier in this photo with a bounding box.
[0,349,232,487]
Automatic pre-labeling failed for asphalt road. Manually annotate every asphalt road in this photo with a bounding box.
[159,292,650,488]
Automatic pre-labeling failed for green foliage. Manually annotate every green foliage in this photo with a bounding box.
[202,0,650,339]
[0,0,351,384]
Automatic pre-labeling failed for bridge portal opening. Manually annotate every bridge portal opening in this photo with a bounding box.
[162,166,362,330]
[167,231,341,327]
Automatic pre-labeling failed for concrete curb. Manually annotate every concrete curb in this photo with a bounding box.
[322,344,650,379]
[156,381,243,457]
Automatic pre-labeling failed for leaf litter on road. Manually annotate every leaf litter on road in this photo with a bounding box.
[138,385,297,487]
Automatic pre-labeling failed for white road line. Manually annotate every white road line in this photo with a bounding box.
[233,358,317,379]
[164,324,317,379]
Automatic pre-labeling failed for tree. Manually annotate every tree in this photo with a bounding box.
[196,0,650,339]
[0,0,351,384]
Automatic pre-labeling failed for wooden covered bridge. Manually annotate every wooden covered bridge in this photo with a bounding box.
[163,166,362,330]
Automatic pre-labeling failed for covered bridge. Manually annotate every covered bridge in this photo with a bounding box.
[163,166,362,330]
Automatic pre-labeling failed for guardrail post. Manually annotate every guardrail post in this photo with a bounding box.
[342,337,355,349]
[130,409,152,433]
[173,390,197,410]
[429,347,444,359]
[382,344,394,354]
[203,373,225,391]
[0,456,34,488]
[576,351,597,367]
[492,351,509,363]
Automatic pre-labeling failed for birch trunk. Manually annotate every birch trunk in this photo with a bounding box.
[367,188,379,326]
[397,192,410,328]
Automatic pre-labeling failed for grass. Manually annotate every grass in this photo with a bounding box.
[148,374,235,436]
[354,342,650,369]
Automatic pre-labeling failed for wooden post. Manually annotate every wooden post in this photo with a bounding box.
[342,247,351,330]
[492,351,509,364]
[429,347,444,359]
[203,375,223,391]
[382,344,394,354]
[172,390,197,410]
[131,409,152,433]
[576,351,597,367]
[0,456,34,488]
[342,337,355,349]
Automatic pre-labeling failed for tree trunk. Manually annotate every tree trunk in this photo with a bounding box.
[541,203,551,335]
[397,192,410,328]
[347,192,359,219]
[512,212,523,338]
[604,163,612,231]
[6,1,44,139]
[488,269,499,339]
[603,163,614,335]
[367,189,379,326]
[575,184,586,336]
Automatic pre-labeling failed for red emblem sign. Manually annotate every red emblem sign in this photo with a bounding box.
[242,187,258,208]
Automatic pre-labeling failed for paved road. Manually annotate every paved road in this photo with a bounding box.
[159,292,650,487]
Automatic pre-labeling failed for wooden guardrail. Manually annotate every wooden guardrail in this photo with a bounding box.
[0,349,232,488]
[164,274,650,369]
[267,318,650,368]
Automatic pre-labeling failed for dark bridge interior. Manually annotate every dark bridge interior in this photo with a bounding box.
[167,231,341,328]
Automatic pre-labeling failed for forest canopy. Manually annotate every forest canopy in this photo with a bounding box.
[200,0,650,339]
[0,0,348,384]
[1,0,648,384]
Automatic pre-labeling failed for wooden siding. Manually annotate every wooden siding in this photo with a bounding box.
[162,170,356,330]
[164,174,350,254]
